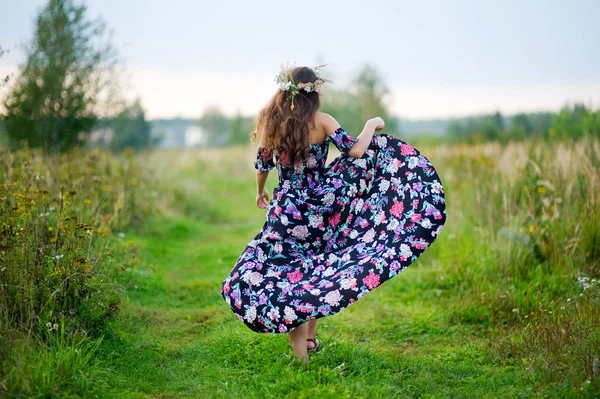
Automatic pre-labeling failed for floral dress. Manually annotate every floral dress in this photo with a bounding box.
[221,128,446,333]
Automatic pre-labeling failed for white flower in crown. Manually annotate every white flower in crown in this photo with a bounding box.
[275,62,332,95]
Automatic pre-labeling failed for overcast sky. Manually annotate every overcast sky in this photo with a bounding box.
[1,0,599,119]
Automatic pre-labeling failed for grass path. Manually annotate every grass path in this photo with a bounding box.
[93,151,542,398]
[94,213,540,399]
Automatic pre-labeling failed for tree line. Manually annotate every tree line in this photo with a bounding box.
[446,104,600,143]
[198,64,399,147]
[2,0,598,152]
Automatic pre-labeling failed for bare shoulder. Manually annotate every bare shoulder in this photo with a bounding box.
[315,112,341,136]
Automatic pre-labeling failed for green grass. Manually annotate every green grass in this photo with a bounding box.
[4,141,597,398]
[94,215,537,399]
[86,143,570,398]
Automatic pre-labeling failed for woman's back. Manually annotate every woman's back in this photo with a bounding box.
[255,113,357,190]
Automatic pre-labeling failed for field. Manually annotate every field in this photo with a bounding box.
[1,137,599,398]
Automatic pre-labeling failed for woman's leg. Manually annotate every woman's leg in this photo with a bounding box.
[288,323,309,364]
[306,319,317,349]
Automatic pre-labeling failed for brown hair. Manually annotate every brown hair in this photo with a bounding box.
[252,66,320,167]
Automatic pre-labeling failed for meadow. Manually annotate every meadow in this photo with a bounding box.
[0,135,598,398]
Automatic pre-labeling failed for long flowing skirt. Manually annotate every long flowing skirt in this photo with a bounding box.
[221,134,447,333]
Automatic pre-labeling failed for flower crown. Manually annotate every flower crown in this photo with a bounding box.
[274,62,332,110]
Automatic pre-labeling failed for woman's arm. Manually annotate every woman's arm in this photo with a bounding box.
[255,131,271,209]
[256,170,270,209]
[320,113,385,158]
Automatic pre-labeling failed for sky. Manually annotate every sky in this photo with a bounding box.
[1,0,599,120]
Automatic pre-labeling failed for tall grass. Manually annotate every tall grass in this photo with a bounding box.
[423,135,600,391]
[137,136,600,394]
[0,144,156,392]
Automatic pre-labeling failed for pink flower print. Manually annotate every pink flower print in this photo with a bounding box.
[287,269,303,284]
[411,240,427,250]
[222,280,230,294]
[400,143,417,156]
[390,200,404,218]
[412,199,419,209]
[329,213,341,228]
[410,213,422,223]
[362,272,380,290]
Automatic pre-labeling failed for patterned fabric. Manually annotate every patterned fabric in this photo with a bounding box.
[254,147,275,172]
[221,128,447,333]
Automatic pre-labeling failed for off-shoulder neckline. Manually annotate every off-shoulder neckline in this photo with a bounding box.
[308,127,345,147]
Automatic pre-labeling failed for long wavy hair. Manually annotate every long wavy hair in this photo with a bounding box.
[252,66,320,167]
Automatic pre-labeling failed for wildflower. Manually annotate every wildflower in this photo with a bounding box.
[118,232,125,238]
[537,186,546,194]
[52,323,58,330]
[55,254,64,259]
[567,298,571,302]
[512,308,519,313]
[46,322,52,329]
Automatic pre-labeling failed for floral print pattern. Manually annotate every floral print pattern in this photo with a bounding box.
[221,128,447,333]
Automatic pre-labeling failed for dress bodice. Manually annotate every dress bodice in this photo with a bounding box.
[254,128,359,190]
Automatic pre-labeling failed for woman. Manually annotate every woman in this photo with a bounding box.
[221,64,446,364]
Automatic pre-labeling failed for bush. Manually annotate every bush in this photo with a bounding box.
[0,145,156,339]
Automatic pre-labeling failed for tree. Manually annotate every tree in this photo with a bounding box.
[229,111,253,146]
[0,46,8,88]
[481,111,504,141]
[321,64,398,136]
[109,99,152,152]
[2,0,119,152]
[509,113,533,140]
[198,106,229,147]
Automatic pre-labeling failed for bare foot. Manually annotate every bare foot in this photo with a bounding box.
[288,324,309,364]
